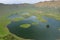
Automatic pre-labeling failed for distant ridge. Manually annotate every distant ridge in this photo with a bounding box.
[0,3,33,8]
[0,1,60,7]
[34,1,60,7]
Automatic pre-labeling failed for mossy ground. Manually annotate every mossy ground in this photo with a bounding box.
[0,3,60,40]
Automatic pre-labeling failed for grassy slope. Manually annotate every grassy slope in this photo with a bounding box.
[34,1,60,20]
[0,1,60,40]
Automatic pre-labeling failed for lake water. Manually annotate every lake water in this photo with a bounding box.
[7,15,60,40]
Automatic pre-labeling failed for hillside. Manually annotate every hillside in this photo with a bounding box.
[0,1,60,40]
[34,1,60,7]
[34,1,60,20]
[0,3,34,16]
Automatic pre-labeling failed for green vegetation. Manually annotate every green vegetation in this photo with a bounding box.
[0,34,31,40]
[57,28,60,31]
[32,22,38,25]
[0,1,60,40]
[0,16,10,37]
[42,13,60,20]
[11,17,25,21]
[20,24,31,28]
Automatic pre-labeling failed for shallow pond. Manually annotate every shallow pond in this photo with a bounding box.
[7,16,60,40]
